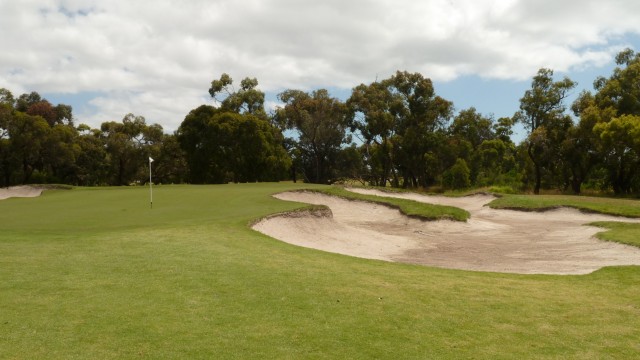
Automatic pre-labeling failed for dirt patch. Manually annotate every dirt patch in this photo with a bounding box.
[252,189,640,275]
[0,186,45,200]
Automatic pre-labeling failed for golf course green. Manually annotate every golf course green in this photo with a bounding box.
[1,184,639,359]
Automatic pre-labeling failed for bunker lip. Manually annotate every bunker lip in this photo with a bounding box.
[0,185,45,200]
[252,189,640,275]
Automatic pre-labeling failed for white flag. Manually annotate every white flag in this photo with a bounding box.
[149,157,154,163]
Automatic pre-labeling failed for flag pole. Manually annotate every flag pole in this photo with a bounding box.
[149,157,154,209]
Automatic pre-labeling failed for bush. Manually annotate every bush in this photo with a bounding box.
[442,159,471,190]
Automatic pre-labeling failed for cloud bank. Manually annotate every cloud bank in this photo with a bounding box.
[1,0,639,130]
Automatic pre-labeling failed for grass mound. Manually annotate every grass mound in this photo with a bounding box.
[488,194,640,218]
[311,187,470,221]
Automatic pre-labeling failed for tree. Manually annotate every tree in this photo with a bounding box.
[575,48,640,194]
[448,108,500,184]
[514,68,576,194]
[348,71,452,188]
[177,106,290,183]
[7,112,50,183]
[593,115,640,194]
[27,100,57,126]
[15,91,43,112]
[276,89,350,183]
[100,114,162,185]
[386,71,453,188]
[176,105,219,183]
[442,158,471,190]
[74,125,109,186]
[347,80,397,186]
[209,73,267,119]
[0,88,15,107]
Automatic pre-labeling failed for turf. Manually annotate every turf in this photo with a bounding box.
[1,184,640,359]
[311,187,470,221]
[488,194,640,218]
[592,222,640,248]
[488,193,640,249]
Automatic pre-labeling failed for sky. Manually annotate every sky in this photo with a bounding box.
[2,0,640,140]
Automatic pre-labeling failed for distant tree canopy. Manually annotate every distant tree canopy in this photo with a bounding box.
[178,75,290,183]
[0,90,185,186]
[4,48,640,195]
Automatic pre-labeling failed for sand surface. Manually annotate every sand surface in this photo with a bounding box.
[252,188,640,275]
[0,186,44,200]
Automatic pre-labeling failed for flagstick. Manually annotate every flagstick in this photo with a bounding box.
[149,158,153,209]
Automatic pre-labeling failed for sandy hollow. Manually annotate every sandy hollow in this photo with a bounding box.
[0,186,44,200]
[252,188,640,275]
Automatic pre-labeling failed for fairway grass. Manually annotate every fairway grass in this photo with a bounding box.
[1,184,640,359]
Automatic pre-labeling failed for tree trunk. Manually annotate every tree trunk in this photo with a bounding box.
[528,143,541,195]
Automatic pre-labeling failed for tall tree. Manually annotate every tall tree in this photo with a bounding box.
[348,71,452,188]
[347,80,397,186]
[593,114,640,194]
[177,106,290,183]
[584,48,640,194]
[7,112,50,184]
[384,71,452,188]
[514,68,576,194]
[101,114,161,185]
[276,89,350,184]
[209,73,267,119]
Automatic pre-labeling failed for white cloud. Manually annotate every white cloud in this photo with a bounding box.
[1,0,640,131]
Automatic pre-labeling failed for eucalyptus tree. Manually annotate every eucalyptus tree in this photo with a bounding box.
[587,49,640,194]
[209,73,267,119]
[347,80,397,186]
[514,68,576,194]
[276,89,350,184]
[348,71,452,188]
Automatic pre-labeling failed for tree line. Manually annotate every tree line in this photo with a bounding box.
[1,48,640,195]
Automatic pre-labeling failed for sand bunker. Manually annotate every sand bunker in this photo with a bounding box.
[0,186,44,200]
[252,188,640,275]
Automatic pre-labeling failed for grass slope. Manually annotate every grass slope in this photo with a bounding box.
[1,184,640,359]
[311,187,469,221]
[488,194,640,249]
[489,194,640,218]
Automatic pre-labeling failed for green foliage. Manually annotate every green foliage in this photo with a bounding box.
[7,51,640,195]
[514,68,577,194]
[442,158,471,190]
[593,114,640,194]
[177,106,290,183]
[348,71,453,188]
[276,89,351,184]
[208,73,267,119]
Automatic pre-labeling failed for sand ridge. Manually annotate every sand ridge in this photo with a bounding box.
[252,188,640,275]
[0,186,44,200]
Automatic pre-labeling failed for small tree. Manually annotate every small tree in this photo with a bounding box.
[442,158,471,190]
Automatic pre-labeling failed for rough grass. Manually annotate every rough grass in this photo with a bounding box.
[488,194,640,218]
[592,222,640,248]
[487,194,640,249]
[311,187,470,221]
[1,184,640,359]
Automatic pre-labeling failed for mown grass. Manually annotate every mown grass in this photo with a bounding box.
[488,194,640,218]
[1,184,640,359]
[311,187,470,221]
